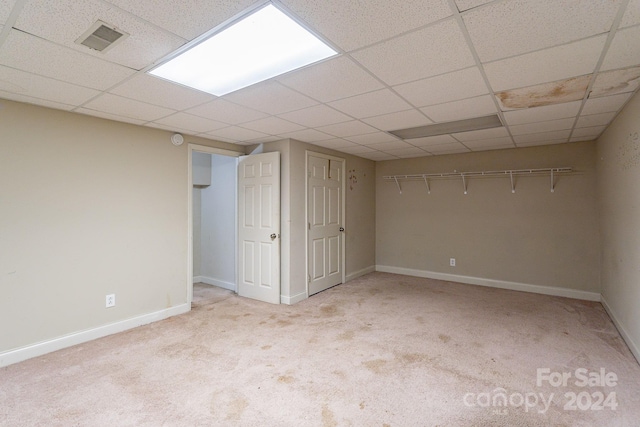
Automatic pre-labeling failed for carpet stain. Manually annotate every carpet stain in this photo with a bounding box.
[261,345,272,350]
[320,305,338,316]
[399,353,431,364]
[338,330,355,340]
[278,375,295,384]
[359,401,365,410]
[332,370,346,379]
[277,319,293,327]
[226,397,248,420]
[322,404,338,427]
[368,288,382,296]
[416,316,425,324]
[363,359,387,374]
[438,334,451,343]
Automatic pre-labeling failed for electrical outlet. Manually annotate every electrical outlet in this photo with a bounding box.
[450,258,456,267]
[106,294,115,308]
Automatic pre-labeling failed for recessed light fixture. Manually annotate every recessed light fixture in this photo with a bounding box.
[388,114,503,139]
[148,3,337,96]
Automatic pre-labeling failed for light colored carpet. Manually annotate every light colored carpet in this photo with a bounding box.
[192,283,234,307]
[1,272,639,426]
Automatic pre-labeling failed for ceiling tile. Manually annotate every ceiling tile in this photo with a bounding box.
[278,104,352,127]
[420,95,497,122]
[1,1,16,24]
[346,132,399,145]
[0,30,134,91]
[484,35,606,92]
[313,139,358,150]
[187,99,268,124]
[224,81,318,115]
[570,135,597,143]
[241,116,304,134]
[76,108,147,125]
[575,112,617,128]
[454,0,493,12]
[424,142,471,154]
[106,0,257,40]
[516,139,568,147]
[463,137,515,150]
[83,93,176,121]
[15,0,186,71]
[582,92,632,115]
[280,0,452,52]
[328,89,412,119]
[495,76,591,110]
[590,67,640,97]
[393,67,489,107]
[620,0,640,28]
[364,141,413,150]
[152,112,228,133]
[338,145,377,155]
[362,109,432,131]
[278,56,384,103]
[206,126,271,142]
[572,126,607,139]
[278,129,333,142]
[463,0,621,62]
[513,130,571,144]
[384,147,430,158]
[452,127,510,141]
[316,120,378,138]
[409,135,459,147]
[509,118,575,136]
[352,19,475,86]
[601,26,640,71]
[110,74,214,110]
[503,101,582,125]
[0,65,100,106]
[358,151,399,161]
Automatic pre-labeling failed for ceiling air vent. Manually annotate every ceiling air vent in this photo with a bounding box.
[75,20,128,53]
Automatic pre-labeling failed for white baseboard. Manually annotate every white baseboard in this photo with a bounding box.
[194,276,236,292]
[0,303,190,368]
[281,292,307,305]
[346,265,376,282]
[601,295,640,365]
[375,265,601,302]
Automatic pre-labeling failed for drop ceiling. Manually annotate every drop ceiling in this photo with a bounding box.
[1,0,639,161]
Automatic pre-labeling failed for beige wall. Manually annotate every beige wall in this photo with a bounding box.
[376,142,600,294]
[597,90,640,360]
[0,100,242,354]
[257,139,376,302]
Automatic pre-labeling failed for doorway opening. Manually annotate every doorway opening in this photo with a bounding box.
[187,145,241,306]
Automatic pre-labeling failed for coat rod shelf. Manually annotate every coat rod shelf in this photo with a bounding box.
[384,167,572,195]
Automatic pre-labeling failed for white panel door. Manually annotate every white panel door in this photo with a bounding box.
[308,154,343,295]
[238,152,280,304]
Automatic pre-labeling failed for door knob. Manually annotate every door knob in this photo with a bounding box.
[339,227,345,232]
[270,233,277,240]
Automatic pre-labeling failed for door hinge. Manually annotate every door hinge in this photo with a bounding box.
[308,222,311,230]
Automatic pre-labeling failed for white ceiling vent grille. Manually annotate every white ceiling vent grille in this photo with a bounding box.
[75,21,128,53]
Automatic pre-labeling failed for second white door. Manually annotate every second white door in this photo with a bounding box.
[308,154,344,295]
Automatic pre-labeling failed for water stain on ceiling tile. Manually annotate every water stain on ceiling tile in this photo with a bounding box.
[590,66,640,98]
[496,75,591,110]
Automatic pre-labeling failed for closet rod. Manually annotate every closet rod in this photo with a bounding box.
[383,167,572,194]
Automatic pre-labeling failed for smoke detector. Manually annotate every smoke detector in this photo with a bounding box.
[75,20,128,53]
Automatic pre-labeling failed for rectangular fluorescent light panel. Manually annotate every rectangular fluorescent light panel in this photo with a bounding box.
[389,114,503,139]
[148,4,337,96]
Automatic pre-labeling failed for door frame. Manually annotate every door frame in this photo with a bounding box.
[305,150,346,296]
[187,144,242,306]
